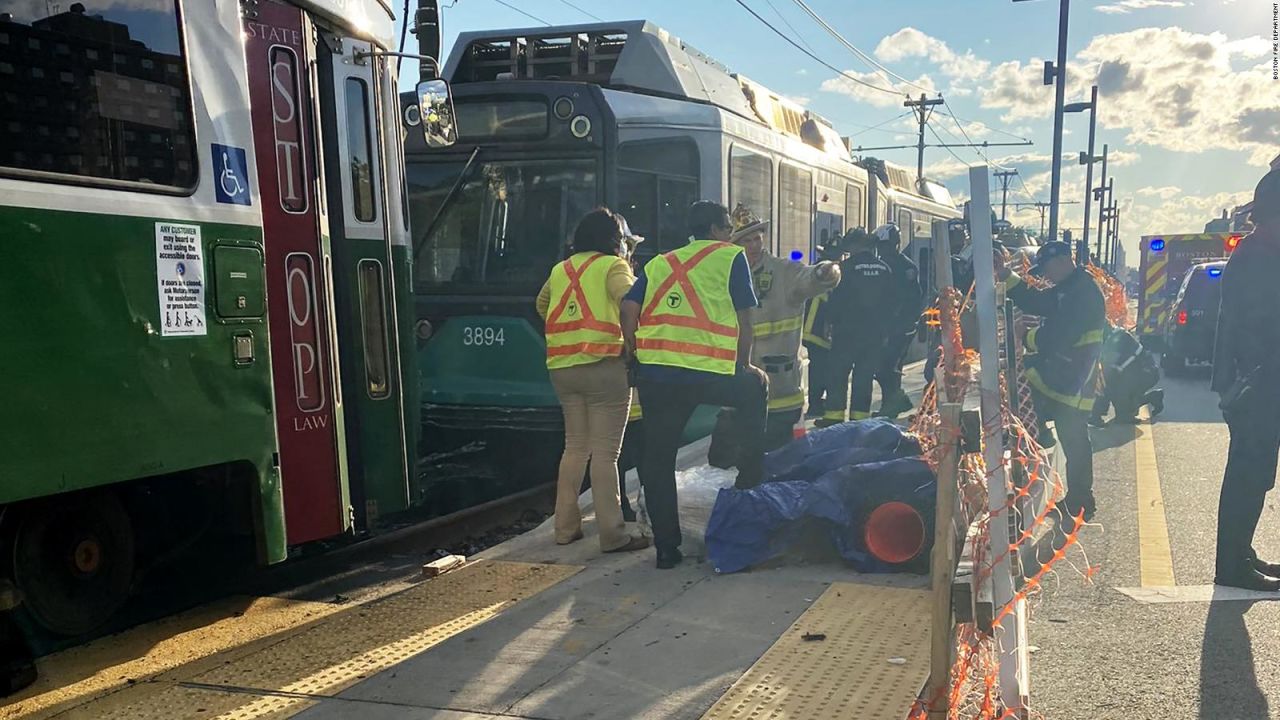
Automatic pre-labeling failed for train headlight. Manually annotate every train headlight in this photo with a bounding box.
[553,96,575,120]
[570,115,591,139]
[415,319,434,341]
[404,104,421,127]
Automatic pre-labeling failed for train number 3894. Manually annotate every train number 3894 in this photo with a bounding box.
[462,326,505,346]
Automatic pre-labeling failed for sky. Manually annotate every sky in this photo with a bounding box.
[399,0,1279,265]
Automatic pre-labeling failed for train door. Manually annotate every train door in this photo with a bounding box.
[243,1,350,545]
[315,29,411,528]
[813,180,844,260]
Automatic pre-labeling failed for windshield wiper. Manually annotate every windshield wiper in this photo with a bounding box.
[413,146,482,261]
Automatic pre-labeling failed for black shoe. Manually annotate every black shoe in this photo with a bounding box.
[1038,428,1057,449]
[1146,389,1165,417]
[622,505,637,523]
[1215,567,1280,592]
[1088,415,1108,428]
[814,418,841,429]
[1,660,36,698]
[1112,415,1139,425]
[1252,556,1280,578]
[656,547,683,570]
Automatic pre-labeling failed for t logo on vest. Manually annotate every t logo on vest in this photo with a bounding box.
[666,292,683,309]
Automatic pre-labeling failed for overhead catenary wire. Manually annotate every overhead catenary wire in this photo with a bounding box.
[554,0,603,22]
[787,0,928,95]
[762,0,818,53]
[733,0,901,97]
[493,0,551,25]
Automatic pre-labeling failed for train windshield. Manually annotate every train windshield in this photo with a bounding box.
[408,158,598,291]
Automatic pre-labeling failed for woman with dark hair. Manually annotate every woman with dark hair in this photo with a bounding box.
[536,208,649,553]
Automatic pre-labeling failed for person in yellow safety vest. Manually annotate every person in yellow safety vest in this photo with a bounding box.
[579,232,647,523]
[622,200,769,570]
[719,204,840,451]
[997,240,1105,522]
[537,208,650,555]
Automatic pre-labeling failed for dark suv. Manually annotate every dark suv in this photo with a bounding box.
[1163,260,1226,374]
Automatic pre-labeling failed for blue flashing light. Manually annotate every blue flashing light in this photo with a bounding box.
[1150,238,1166,252]
[790,250,804,261]
[1208,267,1223,277]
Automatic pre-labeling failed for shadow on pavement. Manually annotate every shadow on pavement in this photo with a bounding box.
[1199,597,1269,719]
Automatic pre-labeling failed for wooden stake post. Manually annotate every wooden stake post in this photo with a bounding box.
[926,219,961,719]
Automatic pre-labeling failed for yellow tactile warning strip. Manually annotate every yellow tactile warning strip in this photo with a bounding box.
[4,594,347,720]
[702,582,931,720]
[17,560,580,720]
[1135,423,1176,587]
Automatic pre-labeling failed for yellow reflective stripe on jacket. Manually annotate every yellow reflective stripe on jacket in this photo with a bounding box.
[802,293,830,349]
[1075,329,1104,346]
[544,252,626,370]
[635,240,742,375]
[1026,326,1039,353]
[1027,367,1095,412]
[754,316,803,339]
[629,402,643,421]
[768,391,805,412]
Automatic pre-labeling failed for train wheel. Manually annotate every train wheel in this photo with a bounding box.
[10,493,135,636]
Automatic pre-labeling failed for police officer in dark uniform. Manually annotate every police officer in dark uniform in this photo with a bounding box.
[1211,168,1280,591]
[872,223,922,418]
[818,228,893,427]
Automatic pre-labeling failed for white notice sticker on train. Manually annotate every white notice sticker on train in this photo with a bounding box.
[155,222,207,337]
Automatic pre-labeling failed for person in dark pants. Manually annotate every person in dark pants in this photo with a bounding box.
[1090,324,1164,426]
[1,585,36,698]
[622,201,767,569]
[997,241,1105,521]
[1210,168,1280,592]
[818,228,893,427]
[871,223,923,418]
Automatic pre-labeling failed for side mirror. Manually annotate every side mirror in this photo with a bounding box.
[417,79,457,148]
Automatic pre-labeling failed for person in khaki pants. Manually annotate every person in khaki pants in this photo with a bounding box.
[537,208,650,553]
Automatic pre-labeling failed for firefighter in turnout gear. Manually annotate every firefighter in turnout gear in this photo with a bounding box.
[872,223,922,418]
[997,240,1106,521]
[709,205,841,454]
[818,228,894,428]
[803,241,845,418]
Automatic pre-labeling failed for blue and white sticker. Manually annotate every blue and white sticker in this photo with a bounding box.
[212,143,251,206]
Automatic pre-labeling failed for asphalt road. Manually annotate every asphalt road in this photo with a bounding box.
[1030,368,1280,720]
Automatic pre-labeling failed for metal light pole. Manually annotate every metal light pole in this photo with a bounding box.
[1094,143,1108,254]
[1016,0,1072,242]
[1066,85,1098,258]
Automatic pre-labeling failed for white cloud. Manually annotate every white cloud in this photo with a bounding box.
[820,70,929,108]
[1095,0,1190,14]
[796,68,809,76]
[979,27,1279,169]
[874,27,991,83]
[1136,185,1182,199]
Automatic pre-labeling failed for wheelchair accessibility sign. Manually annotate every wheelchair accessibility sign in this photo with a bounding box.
[212,143,251,206]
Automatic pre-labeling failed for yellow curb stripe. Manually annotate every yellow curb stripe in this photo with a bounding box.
[1135,424,1176,587]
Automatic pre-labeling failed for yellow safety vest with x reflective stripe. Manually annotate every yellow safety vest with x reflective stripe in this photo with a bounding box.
[636,240,743,375]
[544,252,626,370]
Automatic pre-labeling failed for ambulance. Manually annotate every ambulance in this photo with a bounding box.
[1136,232,1243,345]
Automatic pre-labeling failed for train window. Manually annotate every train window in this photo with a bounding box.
[345,78,377,222]
[456,97,548,142]
[897,209,913,242]
[779,163,812,262]
[618,138,699,255]
[409,158,598,289]
[845,184,865,231]
[357,260,391,399]
[729,145,772,239]
[0,2,197,190]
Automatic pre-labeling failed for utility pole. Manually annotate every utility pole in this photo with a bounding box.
[1012,200,1078,239]
[905,94,945,187]
[993,169,1019,220]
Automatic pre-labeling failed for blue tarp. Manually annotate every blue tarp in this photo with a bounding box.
[705,420,935,574]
